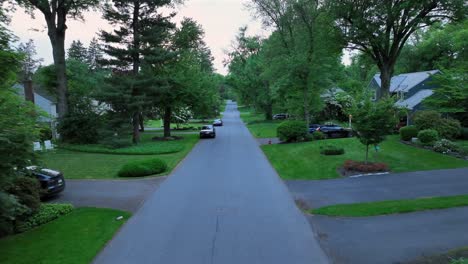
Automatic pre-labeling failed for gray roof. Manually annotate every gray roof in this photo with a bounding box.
[373,70,439,93]
[13,83,57,103]
[395,89,434,110]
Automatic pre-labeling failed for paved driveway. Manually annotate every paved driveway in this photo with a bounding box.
[47,177,165,213]
[93,102,328,264]
[309,207,468,264]
[287,168,468,208]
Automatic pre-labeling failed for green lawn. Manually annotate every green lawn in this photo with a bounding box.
[60,133,198,155]
[311,195,468,217]
[145,119,214,130]
[404,247,468,264]
[0,208,130,264]
[262,135,468,180]
[239,107,282,138]
[41,133,199,179]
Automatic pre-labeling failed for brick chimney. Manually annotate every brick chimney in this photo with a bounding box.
[24,80,34,103]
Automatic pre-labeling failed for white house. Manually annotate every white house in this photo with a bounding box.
[13,83,57,121]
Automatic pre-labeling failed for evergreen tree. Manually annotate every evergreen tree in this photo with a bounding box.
[18,39,43,81]
[99,0,175,143]
[86,37,103,70]
[67,40,88,62]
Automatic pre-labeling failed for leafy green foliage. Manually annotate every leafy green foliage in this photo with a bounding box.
[320,145,345,156]
[312,131,326,140]
[16,204,74,233]
[118,158,168,177]
[277,120,308,143]
[400,126,419,141]
[351,97,397,162]
[413,111,461,140]
[418,129,439,144]
[433,139,463,155]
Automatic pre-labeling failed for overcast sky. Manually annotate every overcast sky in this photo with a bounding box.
[10,0,267,75]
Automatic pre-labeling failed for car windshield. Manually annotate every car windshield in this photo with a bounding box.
[201,126,211,130]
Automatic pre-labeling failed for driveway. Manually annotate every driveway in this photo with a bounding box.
[47,177,165,213]
[93,101,328,264]
[309,207,468,264]
[287,168,468,208]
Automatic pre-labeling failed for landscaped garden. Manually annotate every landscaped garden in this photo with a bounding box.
[0,207,130,264]
[239,106,286,138]
[262,135,468,180]
[40,133,199,179]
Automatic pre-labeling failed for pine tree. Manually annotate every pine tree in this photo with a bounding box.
[86,37,103,71]
[67,40,88,62]
[99,0,175,144]
[18,39,43,81]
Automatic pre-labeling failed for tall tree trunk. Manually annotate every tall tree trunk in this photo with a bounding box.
[303,86,310,127]
[163,106,172,138]
[378,63,394,99]
[139,112,144,132]
[132,112,140,144]
[365,144,369,164]
[47,22,68,118]
[265,104,273,121]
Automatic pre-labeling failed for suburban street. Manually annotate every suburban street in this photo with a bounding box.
[93,102,329,264]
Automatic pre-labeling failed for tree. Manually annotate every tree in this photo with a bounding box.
[328,0,466,99]
[99,0,175,143]
[67,40,88,62]
[17,39,43,82]
[351,97,397,163]
[86,37,103,70]
[15,0,100,119]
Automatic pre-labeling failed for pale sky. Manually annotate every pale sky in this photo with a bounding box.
[10,0,267,75]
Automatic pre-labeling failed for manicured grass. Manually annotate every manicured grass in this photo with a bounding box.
[310,195,468,217]
[60,133,198,155]
[41,133,199,179]
[0,208,130,264]
[262,135,468,180]
[239,107,282,138]
[404,247,468,264]
[145,119,214,130]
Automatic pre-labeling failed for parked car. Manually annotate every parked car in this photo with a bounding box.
[308,124,321,133]
[273,113,289,120]
[312,124,351,138]
[200,125,216,138]
[27,166,65,197]
[213,119,223,126]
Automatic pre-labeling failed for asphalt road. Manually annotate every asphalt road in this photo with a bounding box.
[287,168,468,208]
[47,177,165,213]
[93,101,329,264]
[309,207,468,264]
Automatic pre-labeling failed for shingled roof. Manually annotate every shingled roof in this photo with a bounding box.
[372,70,440,93]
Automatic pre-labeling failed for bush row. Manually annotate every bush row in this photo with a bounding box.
[118,158,168,177]
[16,203,74,233]
[344,160,389,173]
[320,145,345,155]
[277,121,308,143]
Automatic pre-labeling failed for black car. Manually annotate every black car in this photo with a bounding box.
[273,113,289,120]
[200,125,216,138]
[27,166,65,197]
[308,124,321,133]
[313,124,351,138]
[213,119,223,126]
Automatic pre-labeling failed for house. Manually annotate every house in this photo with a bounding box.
[13,82,58,121]
[368,70,440,125]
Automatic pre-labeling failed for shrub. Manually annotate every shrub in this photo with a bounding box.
[313,131,326,140]
[438,118,461,140]
[320,145,345,155]
[118,158,168,177]
[461,127,468,140]
[413,110,442,131]
[0,192,28,237]
[344,160,389,173]
[399,126,418,141]
[15,203,74,233]
[38,125,52,141]
[433,139,462,154]
[277,121,308,143]
[418,129,439,144]
[58,110,102,144]
[6,177,41,216]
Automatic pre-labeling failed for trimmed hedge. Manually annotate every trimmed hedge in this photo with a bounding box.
[418,129,439,144]
[400,126,418,141]
[433,139,462,154]
[320,145,345,155]
[344,160,389,173]
[313,131,326,140]
[118,158,167,177]
[16,203,74,233]
[277,121,308,143]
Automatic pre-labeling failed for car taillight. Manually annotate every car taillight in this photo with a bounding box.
[316,127,320,131]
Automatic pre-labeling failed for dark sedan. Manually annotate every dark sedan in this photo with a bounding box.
[311,124,351,138]
[27,166,66,198]
[213,119,223,126]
